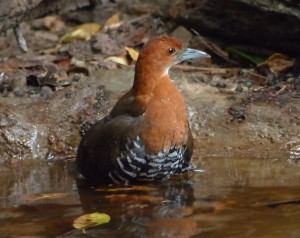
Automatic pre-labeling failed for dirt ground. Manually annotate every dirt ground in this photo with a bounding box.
[0,0,299,163]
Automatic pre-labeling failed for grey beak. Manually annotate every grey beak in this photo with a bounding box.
[176,48,210,63]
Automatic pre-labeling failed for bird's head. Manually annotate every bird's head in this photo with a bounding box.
[135,35,210,77]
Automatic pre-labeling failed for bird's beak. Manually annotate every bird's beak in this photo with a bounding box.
[176,48,210,63]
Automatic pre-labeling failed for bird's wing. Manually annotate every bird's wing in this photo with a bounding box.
[77,113,143,182]
[110,89,145,118]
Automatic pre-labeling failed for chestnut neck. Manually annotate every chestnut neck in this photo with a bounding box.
[133,57,169,98]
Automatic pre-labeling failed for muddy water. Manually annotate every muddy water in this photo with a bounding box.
[0,151,299,238]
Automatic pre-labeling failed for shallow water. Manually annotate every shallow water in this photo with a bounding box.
[0,151,299,238]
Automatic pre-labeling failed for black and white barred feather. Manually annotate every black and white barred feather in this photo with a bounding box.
[108,136,193,184]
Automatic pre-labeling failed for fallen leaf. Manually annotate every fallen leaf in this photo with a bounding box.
[247,72,267,85]
[104,55,129,66]
[125,47,139,61]
[104,13,120,27]
[64,57,90,76]
[218,84,238,94]
[44,15,66,32]
[73,212,110,233]
[259,53,294,74]
[61,23,101,44]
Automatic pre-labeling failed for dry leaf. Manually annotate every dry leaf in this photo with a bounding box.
[104,13,120,27]
[73,212,110,233]
[44,15,66,32]
[259,53,294,74]
[104,55,129,66]
[218,84,238,94]
[125,47,139,61]
[61,23,101,44]
[247,72,267,85]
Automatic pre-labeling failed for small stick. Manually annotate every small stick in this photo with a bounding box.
[13,24,28,53]
[104,14,151,32]
[174,64,237,75]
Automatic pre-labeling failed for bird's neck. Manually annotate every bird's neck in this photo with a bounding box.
[133,61,169,108]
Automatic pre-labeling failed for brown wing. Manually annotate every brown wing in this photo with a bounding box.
[77,89,146,183]
[110,89,145,118]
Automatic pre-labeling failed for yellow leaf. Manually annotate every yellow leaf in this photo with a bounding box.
[61,23,101,43]
[73,212,110,232]
[105,55,129,66]
[104,13,120,27]
[125,47,139,61]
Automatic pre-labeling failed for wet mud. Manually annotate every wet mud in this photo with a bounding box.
[1,68,299,163]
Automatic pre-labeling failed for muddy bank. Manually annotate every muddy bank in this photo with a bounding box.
[0,67,299,163]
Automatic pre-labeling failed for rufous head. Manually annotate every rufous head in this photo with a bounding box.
[135,35,210,76]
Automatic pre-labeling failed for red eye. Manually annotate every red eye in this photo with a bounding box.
[168,48,175,54]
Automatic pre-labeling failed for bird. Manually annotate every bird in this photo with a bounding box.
[77,35,210,184]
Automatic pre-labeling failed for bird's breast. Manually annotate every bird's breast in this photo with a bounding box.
[137,81,189,155]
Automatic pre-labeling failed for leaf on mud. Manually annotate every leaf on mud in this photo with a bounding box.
[73,212,110,233]
[44,15,66,32]
[104,55,129,66]
[104,13,120,27]
[61,23,101,43]
[258,53,294,74]
[103,46,139,66]
[125,47,139,61]
[96,185,156,192]
[225,47,265,65]
[247,72,267,85]
[69,57,89,75]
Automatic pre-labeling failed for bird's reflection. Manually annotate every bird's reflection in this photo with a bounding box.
[76,173,196,237]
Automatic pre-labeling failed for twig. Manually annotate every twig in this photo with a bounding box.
[174,64,238,75]
[191,28,238,65]
[104,14,151,32]
[275,84,289,96]
[13,24,28,53]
